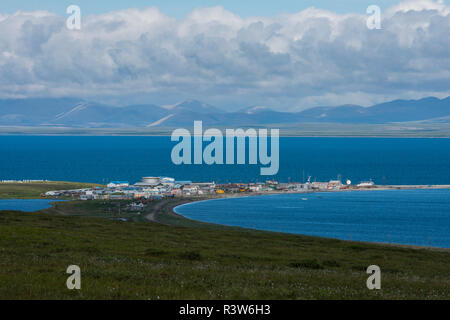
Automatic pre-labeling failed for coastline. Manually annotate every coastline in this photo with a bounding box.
[2,127,450,138]
[3,181,449,249]
[3,197,450,299]
[3,185,450,299]
[160,189,450,251]
[2,133,450,138]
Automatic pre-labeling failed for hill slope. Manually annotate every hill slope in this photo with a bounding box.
[0,199,449,299]
[1,96,449,127]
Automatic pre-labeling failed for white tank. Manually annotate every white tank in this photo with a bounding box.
[141,177,161,184]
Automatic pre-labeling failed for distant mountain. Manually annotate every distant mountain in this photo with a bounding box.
[0,99,166,128]
[357,97,450,123]
[0,96,449,128]
[298,97,450,124]
[47,103,168,127]
[238,106,271,114]
[0,98,83,126]
[161,100,225,115]
[146,100,226,127]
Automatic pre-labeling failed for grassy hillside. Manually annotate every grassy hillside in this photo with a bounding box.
[0,181,102,199]
[0,200,449,299]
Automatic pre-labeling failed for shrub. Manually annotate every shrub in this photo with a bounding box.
[288,259,323,270]
[322,260,341,267]
[144,248,167,257]
[178,250,202,261]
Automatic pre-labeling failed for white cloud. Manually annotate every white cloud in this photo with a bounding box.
[386,0,450,16]
[0,1,449,109]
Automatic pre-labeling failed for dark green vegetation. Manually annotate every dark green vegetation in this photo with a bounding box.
[45,200,147,222]
[0,198,449,299]
[0,181,102,199]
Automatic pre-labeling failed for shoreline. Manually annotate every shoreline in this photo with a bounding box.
[3,200,450,299]
[2,134,450,138]
[3,182,449,250]
[156,189,450,251]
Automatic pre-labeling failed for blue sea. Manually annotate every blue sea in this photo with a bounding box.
[1,136,449,247]
[1,136,450,185]
[174,189,450,248]
[0,199,64,212]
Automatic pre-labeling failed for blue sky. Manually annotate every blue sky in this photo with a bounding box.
[0,0,398,17]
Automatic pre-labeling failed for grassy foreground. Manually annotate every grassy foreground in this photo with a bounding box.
[0,199,449,299]
[0,181,102,199]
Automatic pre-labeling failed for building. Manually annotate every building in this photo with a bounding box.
[328,180,343,189]
[161,177,175,186]
[193,182,216,194]
[312,182,328,190]
[45,191,61,196]
[135,177,161,187]
[142,177,160,184]
[298,182,312,191]
[248,184,262,192]
[182,185,199,195]
[358,180,375,187]
[80,194,93,200]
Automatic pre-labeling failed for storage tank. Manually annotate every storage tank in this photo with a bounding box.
[141,177,161,185]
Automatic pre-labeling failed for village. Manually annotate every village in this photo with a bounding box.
[40,176,376,211]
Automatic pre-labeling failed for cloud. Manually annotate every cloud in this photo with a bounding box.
[386,0,450,15]
[0,1,449,110]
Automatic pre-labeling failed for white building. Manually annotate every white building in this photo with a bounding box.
[45,191,61,196]
[249,185,262,192]
[182,185,199,195]
[107,181,129,188]
[312,182,328,190]
[358,180,375,187]
[161,177,175,186]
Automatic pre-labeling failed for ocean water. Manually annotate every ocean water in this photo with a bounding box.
[174,189,450,248]
[0,199,64,212]
[1,136,449,246]
[1,136,450,185]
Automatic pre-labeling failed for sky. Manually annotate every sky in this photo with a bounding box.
[0,0,449,111]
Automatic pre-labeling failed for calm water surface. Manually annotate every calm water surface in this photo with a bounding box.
[174,189,450,248]
[1,136,450,184]
[0,199,64,212]
[2,136,449,246]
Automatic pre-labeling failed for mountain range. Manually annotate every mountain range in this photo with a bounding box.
[0,97,449,128]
